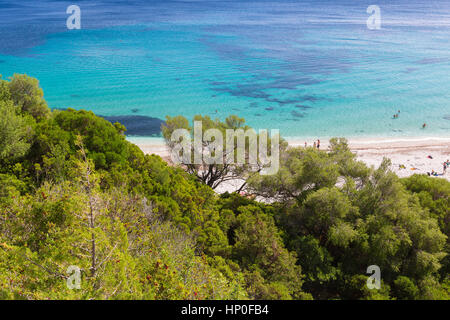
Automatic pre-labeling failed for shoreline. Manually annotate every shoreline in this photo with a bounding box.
[127,136,450,182]
[127,135,450,145]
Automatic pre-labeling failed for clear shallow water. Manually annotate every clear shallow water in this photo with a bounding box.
[1,0,449,139]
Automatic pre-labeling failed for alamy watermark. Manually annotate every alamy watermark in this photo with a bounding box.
[366,265,381,290]
[64,5,380,31]
[66,265,81,289]
[170,121,280,175]
[367,5,381,30]
[66,5,81,30]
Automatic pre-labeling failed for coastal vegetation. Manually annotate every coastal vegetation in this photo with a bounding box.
[162,114,282,190]
[0,74,449,300]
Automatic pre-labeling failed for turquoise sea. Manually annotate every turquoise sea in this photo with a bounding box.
[1,0,450,139]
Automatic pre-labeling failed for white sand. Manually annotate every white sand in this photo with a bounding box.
[129,137,450,185]
[290,137,450,180]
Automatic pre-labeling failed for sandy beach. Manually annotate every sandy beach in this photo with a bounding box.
[289,137,450,181]
[129,137,450,187]
[351,139,449,180]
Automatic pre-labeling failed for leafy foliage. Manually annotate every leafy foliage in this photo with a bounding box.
[0,74,448,300]
[162,114,283,190]
[249,141,449,300]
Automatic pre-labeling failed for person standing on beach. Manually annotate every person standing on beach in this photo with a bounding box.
[317,139,320,150]
[313,141,317,149]
[304,142,307,148]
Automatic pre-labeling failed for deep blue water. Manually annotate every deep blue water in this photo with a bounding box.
[1,0,450,138]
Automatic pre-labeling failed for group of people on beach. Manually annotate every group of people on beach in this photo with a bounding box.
[304,139,321,150]
[427,159,449,177]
